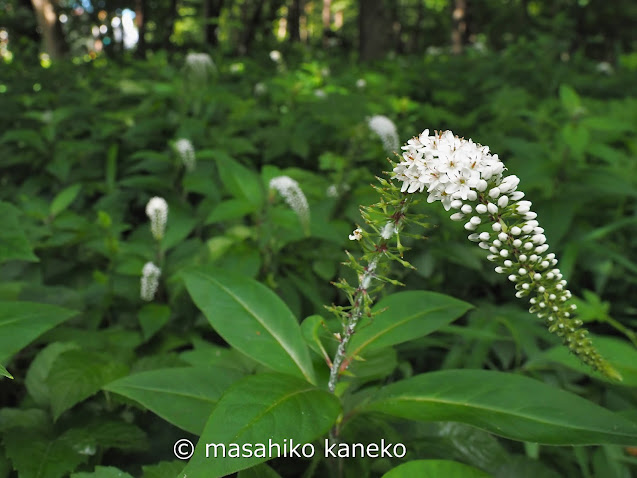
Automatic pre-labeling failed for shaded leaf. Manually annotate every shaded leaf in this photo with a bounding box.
[104,366,243,435]
[361,370,637,445]
[382,460,491,478]
[178,373,340,478]
[0,302,76,364]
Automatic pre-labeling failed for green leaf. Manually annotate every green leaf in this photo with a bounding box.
[215,155,264,208]
[141,461,185,478]
[382,460,491,478]
[50,184,82,217]
[205,199,258,224]
[526,336,637,386]
[104,366,244,435]
[0,301,76,364]
[0,364,12,379]
[178,373,341,478]
[361,370,637,445]
[48,349,129,420]
[26,342,80,406]
[183,268,316,384]
[0,202,39,264]
[70,466,135,478]
[237,463,283,478]
[3,430,88,478]
[559,84,581,114]
[137,304,171,341]
[348,291,472,357]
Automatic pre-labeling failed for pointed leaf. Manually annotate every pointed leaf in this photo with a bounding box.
[104,366,244,435]
[382,460,491,478]
[348,291,472,357]
[183,269,316,384]
[50,184,82,217]
[1,364,12,379]
[178,373,340,478]
[361,370,637,445]
[0,202,39,264]
[0,302,76,364]
[48,350,128,420]
[70,466,135,478]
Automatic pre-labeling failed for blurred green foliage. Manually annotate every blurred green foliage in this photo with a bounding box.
[0,29,636,478]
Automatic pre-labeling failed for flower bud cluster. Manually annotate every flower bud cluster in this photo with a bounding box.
[174,138,196,172]
[269,176,310,230]
[145,196,168,241]
[140,262,161,301]
[368,115,400,154]
[392,129,619,379]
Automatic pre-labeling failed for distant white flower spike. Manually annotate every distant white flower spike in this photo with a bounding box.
[146,196,168,241]
[174,138,196,171]
[140,262,161,301]
[184,52,216,83]
[269,176,310,230]
[368,115,400,154]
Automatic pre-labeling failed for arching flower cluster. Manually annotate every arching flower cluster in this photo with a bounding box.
[392,129,619,379]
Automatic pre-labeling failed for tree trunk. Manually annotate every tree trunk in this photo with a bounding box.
[451,0,467,54]
[287,0,301,42]
[358,0,389,61]
[204,0,225,46]
[322,0,331,47]
[241,0,266,53]
[163,0,179,49]
[135,0,147,57]
[29,0,67,59]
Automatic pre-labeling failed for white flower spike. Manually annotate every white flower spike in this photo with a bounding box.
[174,138,196,172]
[269,176,310,230]
[146,196,168,241]
[140,262,161,301]
[392,129,620,380]
[368,115,400,154]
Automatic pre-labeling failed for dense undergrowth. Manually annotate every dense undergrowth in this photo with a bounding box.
[1,42,637,478]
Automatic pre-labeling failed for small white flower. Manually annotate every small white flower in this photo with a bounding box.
[380,222,396,239]
[254,82,267,96]
[140,262,161,301]
[146,197,168,241]
[314,89,327,98]
[174,138,196,171]
[368,115,400,153]
[269,50,282,63]
[596,61,614,75]
[356,78,366,89]
[269,176,310,229]
[349,228,363,241]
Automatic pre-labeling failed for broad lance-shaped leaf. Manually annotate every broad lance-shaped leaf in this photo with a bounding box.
[177,373,341,478]
[348,291,472,358]
[104,366,244,435]
[183,268,316,384]
[382,460,491,478]
[360,370,637,446]
[0,301,76,364]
